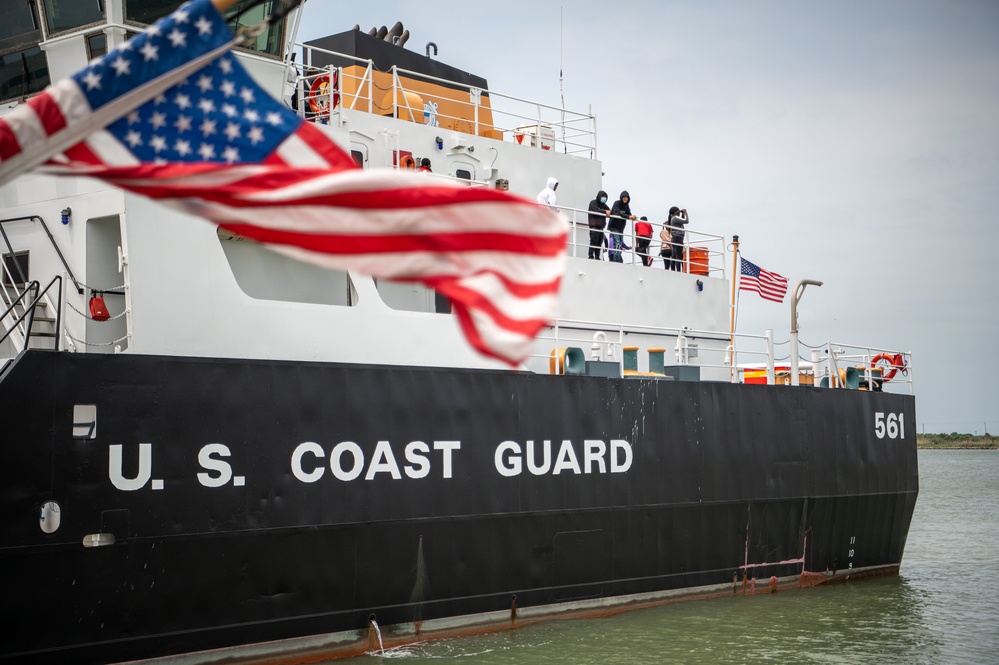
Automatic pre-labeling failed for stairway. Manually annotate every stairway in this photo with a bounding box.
[1,282,58,352]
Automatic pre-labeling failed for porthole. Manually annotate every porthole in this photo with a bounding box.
[39,501,61,534]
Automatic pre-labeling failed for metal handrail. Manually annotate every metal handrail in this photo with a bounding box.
[0,276,63,351]
[294,42,598,155]
[0,281,37,349]
[556,205,725,274]
[536,317,773,381]
[0,216,83,294]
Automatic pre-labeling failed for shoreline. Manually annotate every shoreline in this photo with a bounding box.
[916,436,997,450]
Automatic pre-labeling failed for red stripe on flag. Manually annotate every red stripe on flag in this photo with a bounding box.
[0,119,21,161]
[435,279,557,337]
[26,92,67,137]
[294,121,358,171]
[108,168,538,210]
[217,223,567,257]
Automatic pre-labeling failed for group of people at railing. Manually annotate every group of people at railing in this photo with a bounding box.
[585,190,690,268]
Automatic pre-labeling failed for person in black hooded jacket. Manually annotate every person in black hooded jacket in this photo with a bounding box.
[587,190,611,260]
[608,191,636,263]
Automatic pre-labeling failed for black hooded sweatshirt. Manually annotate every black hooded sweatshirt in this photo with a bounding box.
[587,190,610,229]
[609,191,631,233]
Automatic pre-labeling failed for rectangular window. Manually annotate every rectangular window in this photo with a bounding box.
[123,0,176,25]
[0,46,50,103]
[86,32,107,60]
[0,1,42,52]
[124,0,286,57]
[42,0,105,35]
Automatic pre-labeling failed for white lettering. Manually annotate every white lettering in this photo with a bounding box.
[109,443,152,491]
[365,441,402,480]
[330,441,364,481]
[526,439,552,475]
[291,442,325,483]
[434,441,461,479]
[197,443,233,487]
[404,441,431,479]
[611,439,633,473]
[553,439,582,475]
[584,440,607,474]
[495,441,522,477]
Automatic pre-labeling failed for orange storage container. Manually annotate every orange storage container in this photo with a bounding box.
[684,247,709,276]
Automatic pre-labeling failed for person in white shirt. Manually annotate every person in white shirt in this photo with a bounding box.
[536,176,559,210]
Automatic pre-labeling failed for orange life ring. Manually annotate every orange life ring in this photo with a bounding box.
[871,353,905,382]
[398,154,416,169]
[308,71,339,117]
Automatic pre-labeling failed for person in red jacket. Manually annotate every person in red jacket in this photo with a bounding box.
[635,216,653,266]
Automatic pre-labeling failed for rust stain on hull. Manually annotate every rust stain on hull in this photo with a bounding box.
[130,564,901,665]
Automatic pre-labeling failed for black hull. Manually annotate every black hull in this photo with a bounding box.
[0,351,918,663]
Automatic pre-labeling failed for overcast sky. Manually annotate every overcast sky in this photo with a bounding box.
[296,1,999,434]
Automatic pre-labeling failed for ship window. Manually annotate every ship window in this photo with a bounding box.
[217,227,357,306]
[351,150,364,167]
[0,45,50,102]
[2,251,29,287]
[73,404,97,439]
[375,279,451,315]
[41,0,105,35]
[454,169,472,181]
[0,1,41,52]
[86,32,108,60]
[434,291,451,314]
[124,0,286,57]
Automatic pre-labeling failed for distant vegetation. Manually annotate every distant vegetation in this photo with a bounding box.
[917,433,997,449]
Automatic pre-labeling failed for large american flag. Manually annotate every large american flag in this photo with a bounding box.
[0,0,567,366]
[739,257,789,303]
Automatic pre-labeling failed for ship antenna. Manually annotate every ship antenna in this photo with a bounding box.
[560,6,566,153]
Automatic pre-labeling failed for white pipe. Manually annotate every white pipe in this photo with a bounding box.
[790,280,823,386]
[765,329,775,385]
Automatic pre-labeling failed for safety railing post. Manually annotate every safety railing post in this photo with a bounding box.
[765,329,775,385]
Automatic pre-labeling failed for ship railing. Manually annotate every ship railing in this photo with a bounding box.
[556,205,726,277]
[294,43,597,156]
[0,276,63,354]
[822,342,914,394]
[536,319,774,382]
[0,215,78,354]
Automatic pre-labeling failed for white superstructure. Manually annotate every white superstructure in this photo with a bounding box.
[0,7,735,377]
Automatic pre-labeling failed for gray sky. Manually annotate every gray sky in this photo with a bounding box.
[296,1,999,434]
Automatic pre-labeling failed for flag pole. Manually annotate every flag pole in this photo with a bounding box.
[729,234,739,382]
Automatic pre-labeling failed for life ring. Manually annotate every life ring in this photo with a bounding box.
[871,353,906,382]
[399,154,416,169]
[308,71,339,117]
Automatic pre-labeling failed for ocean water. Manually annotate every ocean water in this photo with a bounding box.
[343,450,999,664]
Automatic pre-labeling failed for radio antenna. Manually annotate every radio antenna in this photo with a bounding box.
[560,6,566,153]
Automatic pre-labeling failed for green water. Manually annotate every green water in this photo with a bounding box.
[347,450,999,663]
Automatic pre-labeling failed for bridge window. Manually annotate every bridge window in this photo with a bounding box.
[41,0,105,35]
[124,0,286,57]
[0,46,49,103]
[0,1,41,52]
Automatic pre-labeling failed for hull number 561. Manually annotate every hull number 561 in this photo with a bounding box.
[875,412,905,440]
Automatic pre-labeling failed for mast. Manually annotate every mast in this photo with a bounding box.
[729,234,739,381]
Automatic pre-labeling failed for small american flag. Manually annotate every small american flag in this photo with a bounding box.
[739,258,789,303]
[0,0,567,366]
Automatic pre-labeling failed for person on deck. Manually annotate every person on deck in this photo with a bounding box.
[418,158,432,173]
[608,191,636,263]
[665,206,689,271]
[536,177,559,211]
[635,216,653,266]
[587,190,611,260]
